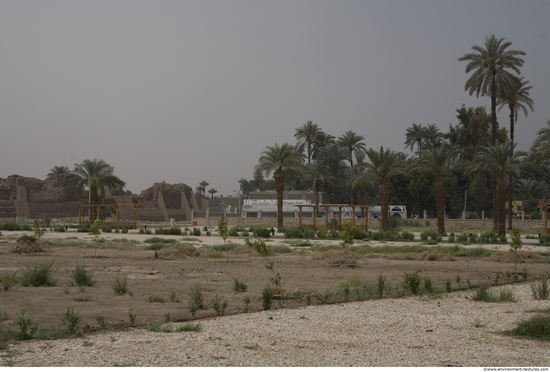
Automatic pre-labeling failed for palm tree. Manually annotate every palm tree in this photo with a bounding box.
[65,159,126,220]
[47,165,70,176]
[295,121,321,164]
[319,142,347,203]
[413,144,459,234]
[337,130,366,168]
[196,181,209,196]
[459,35,526,232]
[255,143,304,228]
[358,147,407,230]
[312,131,336,161]
[531,120,550,156]
[465,141,523,236]
[422,124,444,149]
[347,151,370,217]
[304,161,328,204]
[207,188,218,201]
[497,76,534,229]
[404,123,425,152]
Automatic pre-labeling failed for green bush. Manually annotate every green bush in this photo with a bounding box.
[229,227,239,237]
[251,227,271,238]
[539,233,550,246]
[71,262,96,287]
[448,233,455,243]
[155,227,182,235]
[262,285,274,310]
[101,226,112,233]
[21,261,57,287]
[403,272,422,295]
[193,227,201,236]
[504,314,550,340]
[316,229,327,239]
[352,228,368,240]
[283,226,315,239]
[1,221,21,231]
[329,229,340,239]
[468,233,478,243]
[370,230,400,241]
[457,233,468,243]
[401,231,415,241]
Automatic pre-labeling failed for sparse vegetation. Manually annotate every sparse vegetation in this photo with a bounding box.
[113,274,131,295]
[21,261,57,287]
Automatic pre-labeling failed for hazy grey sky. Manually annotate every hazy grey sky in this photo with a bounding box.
[1,0,549,197]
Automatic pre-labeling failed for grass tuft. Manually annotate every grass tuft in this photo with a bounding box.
[71,262,96,287]
[21,261,57,287]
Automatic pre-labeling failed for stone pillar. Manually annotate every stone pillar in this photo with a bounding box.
[423,210,426,220]
[462,210,466,221]
[482,210,485,220]
[521,210,525,220]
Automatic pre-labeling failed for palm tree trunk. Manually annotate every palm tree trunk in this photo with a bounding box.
[274,171,285,229]
[379,182,389,230]
[435,176,446,234]
[491,69,498,233]
[508,105,515,230]
[498,179,506,237]
[358,190,365,218]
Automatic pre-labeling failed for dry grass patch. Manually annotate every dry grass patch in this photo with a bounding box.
[484,251,545,264]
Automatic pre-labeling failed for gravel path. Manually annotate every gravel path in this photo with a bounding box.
[5,282,550,367]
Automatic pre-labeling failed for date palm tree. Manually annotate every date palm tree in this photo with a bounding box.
[358,147,407,230]
[422,124,444,149]
[497,76,534,229]
[465,141,524,237]
[404,123,425,152]
[304,161,328,204]
[255,143,304,228]
[295,121,321,164]
[319,142,347,203]
[337,130,366,168]
[47,165,70,176]
[65,159,126,220]
[531,120,550,157]
[413,144,459,234]
[459,34,525,231]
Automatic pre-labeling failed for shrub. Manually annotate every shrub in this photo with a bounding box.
[403,272,422,295]
[21,261,57,287]
[16,312,38,340]
[188,300,199,318]
[112,274,130,295]
[532,272,549,300]
[63,307,81,334]
[424,278,436,295]
[448,233,455,243]
[232,278,247,292]
[401,231,415,241]
[1,270,18,291]
[146,294,166,303]
[377,274,387,299]
[468,233,478,243]
[457,233,468,243]
[472,283,517,303]
[229,227,239,237]
[1,221,21,231]
[329,230,340,239]
[155,227,182,235]
[252,227,271,239]
[503,314,550,340]
[193,227,201,236]
[189,283,205,309]
[262,285,274,310]
[353,228,368,240]
[71,262,96,287]
[101,226,112,233]
[209,295,228,316]
[540,233,550,246]
[316,229,327,239]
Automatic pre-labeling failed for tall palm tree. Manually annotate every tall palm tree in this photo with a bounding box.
[404,123,425,152]
[531,120,550,156]
[65,159,126,220]
[295,121,321,164]
[497,76,534,229]
[304,161,328,204]
[465,141,523,237]
[255,143,304,228]
[312,131,336,161]
[337,130,366,168]
[459,35,525,232]
[422,124,444,149]
[47,165,70,176]
[413,144,459,234]
[319,142,347,203]
[347,151,370,217]
[358,147,407,230]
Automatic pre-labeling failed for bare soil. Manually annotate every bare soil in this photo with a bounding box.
[0,231,548,329]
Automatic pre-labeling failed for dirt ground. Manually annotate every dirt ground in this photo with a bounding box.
[0,230,548,330]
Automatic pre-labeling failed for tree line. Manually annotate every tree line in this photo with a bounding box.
[245,35,549,234]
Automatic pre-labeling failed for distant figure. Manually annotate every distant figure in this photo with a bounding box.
[204,226,208,232]
[170,218,175,228]
[271,227,275,236]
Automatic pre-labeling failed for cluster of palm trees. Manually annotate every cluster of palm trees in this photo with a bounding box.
[253,35,545,234]
[48,159,125,220]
